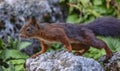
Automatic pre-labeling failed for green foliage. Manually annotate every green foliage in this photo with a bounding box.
[47,43,63,52]
[84,48,105,60]
[18,42,31,50]
[0,37,30,71]
[60,0,120,23]
[66,14,81,23]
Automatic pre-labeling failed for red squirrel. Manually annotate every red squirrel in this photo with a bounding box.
[19,17,119,58]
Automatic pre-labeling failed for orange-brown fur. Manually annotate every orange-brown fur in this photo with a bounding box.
[19,17,112,58]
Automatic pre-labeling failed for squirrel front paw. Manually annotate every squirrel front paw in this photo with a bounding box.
[31,53,41,58]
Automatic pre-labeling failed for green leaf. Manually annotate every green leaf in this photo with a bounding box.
[93,0,103,5]
[1,49,29,60]
[0,39,3,49]
[81,0,90,3]
[3,62,15,71]
[66,14,81,23]
[10,59,25,65]
[84,47,105,60]
[69,7,74,14]
[18,41,31,50]
[94,6,107,14]
[69,0,74,3]
[80,0,90,7]
[59,0,65,3]
[15,65,25,71]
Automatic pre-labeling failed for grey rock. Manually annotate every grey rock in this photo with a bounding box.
[26,50,104,71]
[102,52,120,71]
[0,0,63,23]
[0,0,64,40]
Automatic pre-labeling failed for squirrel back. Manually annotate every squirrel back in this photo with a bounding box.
[57,23,86,39]
[87,17,120,37]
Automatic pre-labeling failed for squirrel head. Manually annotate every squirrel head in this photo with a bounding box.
[19,17,40,39]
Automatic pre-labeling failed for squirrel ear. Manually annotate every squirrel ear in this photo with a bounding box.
[31,16,36,23]
[30,17,40,29]
[30,16,37,25]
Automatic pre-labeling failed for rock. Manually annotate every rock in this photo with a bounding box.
[102,52,120,71]
[0,0,64,23]
[0,0,65,42]
[26,50,104,71]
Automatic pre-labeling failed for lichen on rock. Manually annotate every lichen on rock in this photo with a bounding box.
[26,50,104,71]
[102,52,120,71]
[0,0,64,42]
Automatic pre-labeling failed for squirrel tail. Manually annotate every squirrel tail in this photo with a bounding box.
[87,17,120,37]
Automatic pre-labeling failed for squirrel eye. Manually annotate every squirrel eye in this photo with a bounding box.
[26,27,31,32]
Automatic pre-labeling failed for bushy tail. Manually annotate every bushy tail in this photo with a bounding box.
[87,17,120,37]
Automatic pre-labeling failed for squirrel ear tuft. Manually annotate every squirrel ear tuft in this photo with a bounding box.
[30,16,37,25]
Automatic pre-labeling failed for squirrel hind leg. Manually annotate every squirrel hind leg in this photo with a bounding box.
[90,39,113,58]
[81,28,112,58]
